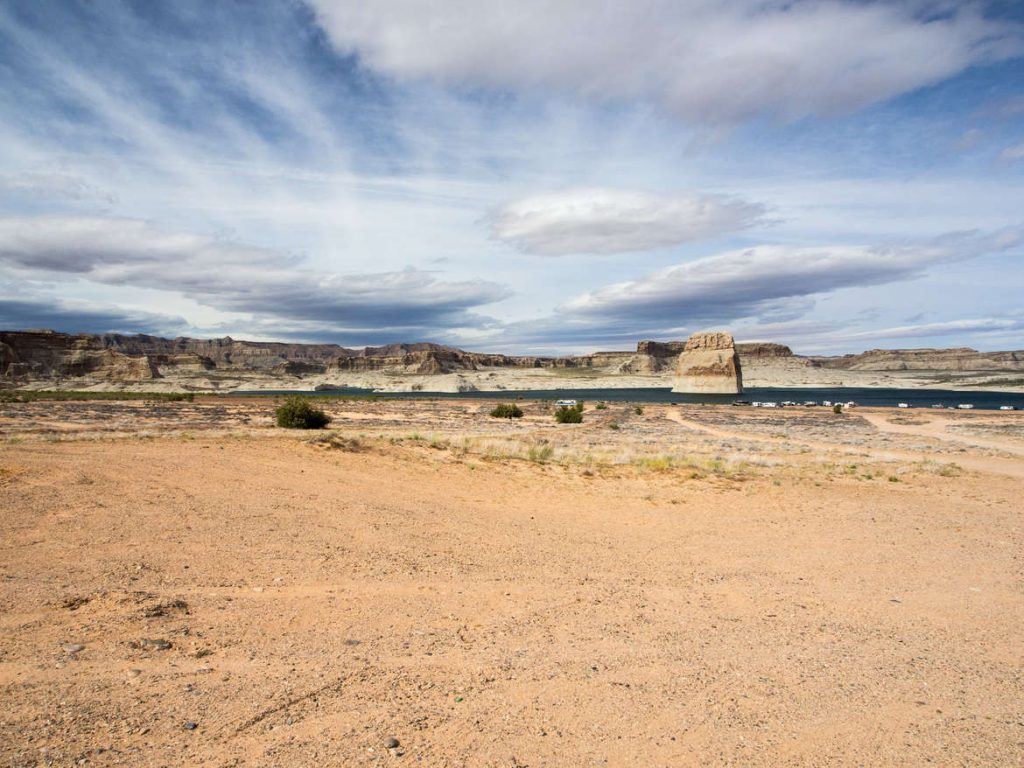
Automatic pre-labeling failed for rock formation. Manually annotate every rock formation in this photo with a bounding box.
[812,347,1024,372]
[0,330,159,382]
[3,329,1023,392]
[671,332,743,394]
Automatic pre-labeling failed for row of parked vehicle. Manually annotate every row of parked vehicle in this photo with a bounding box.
[731,400,1019,411]
[732,400,858,408]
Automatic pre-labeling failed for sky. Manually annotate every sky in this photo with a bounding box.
[0,0,1022,355]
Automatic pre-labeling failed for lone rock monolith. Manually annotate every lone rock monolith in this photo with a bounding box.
[671,332,743,394]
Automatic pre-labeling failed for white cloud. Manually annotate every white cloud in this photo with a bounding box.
[560,228,1024,325]
[308,0,1022,123]
[0,216,510,334]
[490,188,765,255]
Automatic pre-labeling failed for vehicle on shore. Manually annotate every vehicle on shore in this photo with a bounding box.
[898,403,910,408]
[957,404,974,410]
[999,405,1016,411]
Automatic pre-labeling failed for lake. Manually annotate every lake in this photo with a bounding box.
[234,386,1024,411]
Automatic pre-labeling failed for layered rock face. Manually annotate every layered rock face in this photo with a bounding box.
[736,342,797,360]
[0,330,159,382]
[813,348,1024,372]
[671,332,743,394]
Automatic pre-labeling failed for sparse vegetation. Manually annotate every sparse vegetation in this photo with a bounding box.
[275,396,331,429]
[595,403,608,410]
[308,433,362,451]
[634,406,644,415]
[0,390,194,403]
[489,402,524,419]
[832,404,843,414]
[555,401,584,424]
[527,444,554,463]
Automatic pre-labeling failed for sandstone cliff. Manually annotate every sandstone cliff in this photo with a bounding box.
[1,330,159,382]
[812,347,1024,372]
[671,332,743,394]
[3,329,1023,392]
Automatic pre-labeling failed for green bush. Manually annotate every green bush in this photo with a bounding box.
[634,405,644,415]
[489,402,524,418]
[555,403,584,424]
[595,403,608,410]
[832,404,843,414]
[275,396,331,429]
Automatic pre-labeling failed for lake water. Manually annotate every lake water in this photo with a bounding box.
[234,386,1024,411]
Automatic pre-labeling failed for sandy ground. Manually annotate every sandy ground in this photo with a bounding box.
[1,398,1023,766]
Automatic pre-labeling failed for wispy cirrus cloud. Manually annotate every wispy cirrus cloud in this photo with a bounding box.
[490,188,766,255]
[1000,139,1024,161]
[309,0,1023,124]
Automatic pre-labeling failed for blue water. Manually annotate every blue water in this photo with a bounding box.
[233,386,1024,411]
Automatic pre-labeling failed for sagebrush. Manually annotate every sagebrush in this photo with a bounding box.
[490,402,524,418]
[276,396,331,429]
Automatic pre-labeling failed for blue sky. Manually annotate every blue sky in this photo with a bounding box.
[0,0,1022,354]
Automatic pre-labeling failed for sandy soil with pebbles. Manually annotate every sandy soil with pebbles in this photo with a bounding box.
[1,398,1023,766]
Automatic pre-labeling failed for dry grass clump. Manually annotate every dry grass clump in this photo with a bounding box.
[307,432,364,451]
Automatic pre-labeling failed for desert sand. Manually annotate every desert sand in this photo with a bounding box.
[1,397,1023,766]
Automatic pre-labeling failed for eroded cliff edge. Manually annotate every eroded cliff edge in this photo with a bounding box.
[2,329,1022,393]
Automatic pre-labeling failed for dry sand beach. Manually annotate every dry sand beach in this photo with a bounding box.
[1,397,1023,767]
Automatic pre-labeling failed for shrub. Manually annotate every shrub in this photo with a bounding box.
[595,403,608,410]
[608,422,620,430]
[490,402,524,419]
[634,405,644,415]
[527,444,554,463]
[555,404,583,424]
[275,396,331,429]
[832,404,843,414]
